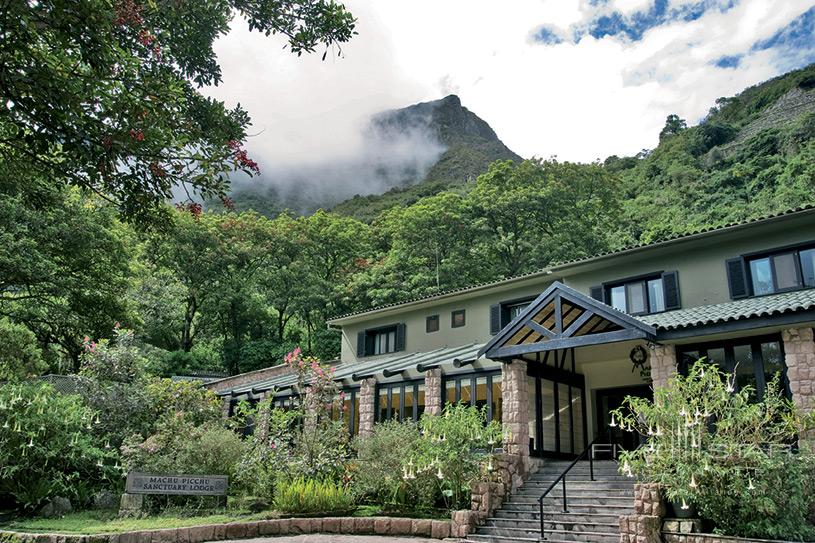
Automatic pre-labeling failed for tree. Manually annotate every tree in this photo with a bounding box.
[468,159,620,277]
[659,114,688,141]
[0,0,356,222]
[0,317,47,381]
[0,174,136,370]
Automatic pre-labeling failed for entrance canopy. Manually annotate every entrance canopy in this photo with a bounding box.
[479,281,656,362]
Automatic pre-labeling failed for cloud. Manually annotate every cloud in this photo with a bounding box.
[206,0,815,195]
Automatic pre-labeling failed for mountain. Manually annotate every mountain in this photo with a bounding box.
[611,63,815,244]
[223,95,522,220]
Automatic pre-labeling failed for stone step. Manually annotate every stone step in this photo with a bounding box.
[521,481,634,489]
[506,496,633,507]
[516,489,633,498]
[486,517,619,534]
[473,525,619,542]
[497,504,634,514]
[494,510,622,523]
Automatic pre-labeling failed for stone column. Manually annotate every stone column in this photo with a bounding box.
[782,327,815,447]
[358,377,377,438]
[650,344,677,389]
[220,397,231,418]
[501,359,529,478]
[424,368,443,416]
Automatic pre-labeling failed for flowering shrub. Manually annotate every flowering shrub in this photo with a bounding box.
[79,326,145,384]
[615,360,815,540]
[353,403,503,513]
[0,383,119,511]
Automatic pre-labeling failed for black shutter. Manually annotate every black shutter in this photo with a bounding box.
[356,331,366,357]
[395,323,406,352]
[726,257,749,299]
[489,304,501,335]
[661,271,681,310]
[589,286,604,302]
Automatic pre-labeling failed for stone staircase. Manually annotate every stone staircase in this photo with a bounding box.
[466,460,634,543]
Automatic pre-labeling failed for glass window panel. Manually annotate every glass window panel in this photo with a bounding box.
[491,375,502,423]
[540,380,556,452]
[733,344,756,397]
[558,383,571,454]
[404,385,414,421]
[342,393,352,428]
[445,380,456,405]
[426,315,439,333]
[750,257,774,295]
[460,379,472,405]
[773,253,800,290]
[801,249,815,287]
[416,385,425,419]
[391,386,402,422]
[706,347,726,371]
[388,330,396,351]
[626,282,646,314]
[475,376,488,412]
[647,278,665,313]
[610,286,626,312]
[510,303,530,320]
[452,310,466,328]
[761,341,786,394]
[572,386,584,453]
[681,350,700,373]
[527,376,537,451]
[378,388,388,421]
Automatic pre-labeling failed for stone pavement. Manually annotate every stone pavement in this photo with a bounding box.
[219,536,449,543]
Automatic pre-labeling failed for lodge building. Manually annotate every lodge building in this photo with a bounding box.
[206,206,815,468]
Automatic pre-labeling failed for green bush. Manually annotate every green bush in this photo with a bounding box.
[0,383,119,511]
[273,478,353,515]
[121,415,246,484]
[616,360,815,540]
[351,420,435,512]
[0,317,47,382]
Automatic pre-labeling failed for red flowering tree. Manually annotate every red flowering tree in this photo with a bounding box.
[0,0,356,223]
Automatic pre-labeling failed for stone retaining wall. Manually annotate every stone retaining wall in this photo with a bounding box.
[0,516,454,543]
[663,532,795,543]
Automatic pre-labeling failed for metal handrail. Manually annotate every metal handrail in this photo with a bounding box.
[537,437,603,541]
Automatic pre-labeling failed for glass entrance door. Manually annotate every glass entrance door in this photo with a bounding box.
[528,365,587,458]
[595,385,651,453]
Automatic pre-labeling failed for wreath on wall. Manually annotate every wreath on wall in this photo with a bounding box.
[630,345,650,380]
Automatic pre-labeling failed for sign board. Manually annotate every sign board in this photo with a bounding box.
[125,472,228,496]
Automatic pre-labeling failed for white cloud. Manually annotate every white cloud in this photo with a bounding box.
[207,0,815,182]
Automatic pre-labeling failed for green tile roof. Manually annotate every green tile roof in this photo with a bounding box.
[639,289,815,331]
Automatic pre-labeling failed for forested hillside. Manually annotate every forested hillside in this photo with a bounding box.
[2,60,814,380]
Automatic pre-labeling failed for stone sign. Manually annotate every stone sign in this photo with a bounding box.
[125,472,228,496]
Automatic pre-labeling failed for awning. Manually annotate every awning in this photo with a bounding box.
[218,343,487,398]
[479,281,656,362]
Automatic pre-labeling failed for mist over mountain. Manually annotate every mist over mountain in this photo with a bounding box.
[223,95,522,217]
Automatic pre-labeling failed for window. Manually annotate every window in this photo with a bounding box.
[443,371,502,422]
[452,310,466,328]
[426,315,439,333]
[329,389,360,436]
[601,272,678,315]
[356,324,406,357]
[728,243,815,299]
[678,335,788,400]
[376,381,425,422]
[490,297,536,334]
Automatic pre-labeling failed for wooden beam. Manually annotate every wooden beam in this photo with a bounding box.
[562,310,595,338]
[486,328,653,358]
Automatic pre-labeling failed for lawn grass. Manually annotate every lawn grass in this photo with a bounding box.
[0,510,272,534]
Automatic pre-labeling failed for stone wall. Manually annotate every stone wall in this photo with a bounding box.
[782,327,815,447]
[502,359,529,480]
[634,483,665,517]
[0,516,454,543]
[424,368,443,416]
[650,344,678,389]
[619,514,662,543]
[663,532,786,543]
[357,377,377,437]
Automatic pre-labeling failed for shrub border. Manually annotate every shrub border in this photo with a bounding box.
[0,516,455,543]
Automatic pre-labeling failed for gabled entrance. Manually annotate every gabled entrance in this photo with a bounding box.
[480,282,657,458]
[479,281,657,362]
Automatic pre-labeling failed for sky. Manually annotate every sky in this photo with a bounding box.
[206,0,815,182]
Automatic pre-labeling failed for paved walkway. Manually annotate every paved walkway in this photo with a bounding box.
[220,536,448,543]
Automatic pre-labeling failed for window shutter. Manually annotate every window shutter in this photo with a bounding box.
[395,323,406,352]
[356,331,366,357]
[489,304,501,335]
[661,271,681,310]
[589,286,604,302]
[726,257,749,299]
